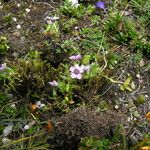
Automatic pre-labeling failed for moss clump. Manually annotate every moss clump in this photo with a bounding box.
[49,108,126,149]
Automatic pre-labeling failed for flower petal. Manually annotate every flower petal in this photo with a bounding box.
[70,73,76,79]
[76,74,82,79]
[49,80,58,86]
[70,66,75,72]
[96,1,105,9]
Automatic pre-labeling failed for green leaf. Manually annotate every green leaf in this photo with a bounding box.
[120,76,132,91]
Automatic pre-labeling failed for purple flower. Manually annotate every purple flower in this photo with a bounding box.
[96,1,105,9]
[70,64,84,79]
[48,80,58,87]
[69,54,82,61]
[0,63,6,71]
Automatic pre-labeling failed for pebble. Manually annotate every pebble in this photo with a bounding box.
[24,125,30,130]
[25,8,30,12]
[13,17,17,22]
[16,24,21,29]
[17,3,21,7]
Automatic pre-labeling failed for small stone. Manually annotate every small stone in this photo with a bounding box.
[131,81,136,89]
[10,103,16,108]
[114,105,119,109]
[136,74,140,78]
[124,9,133,16]
[24,125,30,130]
[105,51,108,54]
[25,8,30,12]
[2,138,11,144]
[3,123,14,136]
[13,17,17,22]
[17,3,21,7]
[114,92,117,95]
[16,24,21,29]
[75,26,78,29]
[114,60,117,64]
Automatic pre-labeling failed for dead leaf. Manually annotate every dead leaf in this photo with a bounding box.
[69,100,75,104]
[145,112,150,121]
[46,120,53,131]
[140,146,150,150]
[139,59,145,67]
[30,104,37,112]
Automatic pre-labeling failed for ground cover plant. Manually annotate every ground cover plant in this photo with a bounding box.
[0,0,149,149]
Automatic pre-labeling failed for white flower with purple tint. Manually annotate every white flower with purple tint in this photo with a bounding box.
[35,101,45,108]
[70,64,84,79]
[0,63,6,71]
[81,65,90,72]
[96,1,105,9]
[69,54,82,61]
[49,80,58,87]
[46,16,59,24]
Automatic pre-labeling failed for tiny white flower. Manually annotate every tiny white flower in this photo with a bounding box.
[16,24,21,29]
[0,63,7,71]
[25,8,30,12]
[35,101,45,108]
[46,16,59,24]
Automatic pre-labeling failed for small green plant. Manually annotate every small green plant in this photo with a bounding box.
[44,22,60,37]
[79,137,111,150]
[0,36,10,54]
[107,53,122,69]
[0,92,8,106]
[120,76,133,92]
[134,95,145,106]
[134,40,150,57]
[3,14,12,23]
[0,63,14,87]
[62,18,78,32]
[79,27,107,51]
[115,17,138,43]
[104,11,122,33]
